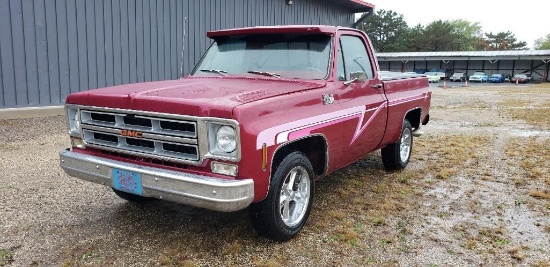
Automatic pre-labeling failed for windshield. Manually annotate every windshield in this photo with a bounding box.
[191,34,332,80]
[424,72,436,75]
[491,74,502,77]
[473,72,485,76]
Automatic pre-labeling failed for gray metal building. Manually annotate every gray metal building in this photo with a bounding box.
[377,50,550,82]
[0,0,373,109]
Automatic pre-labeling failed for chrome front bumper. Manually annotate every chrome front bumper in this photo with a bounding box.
[59,149,254,212]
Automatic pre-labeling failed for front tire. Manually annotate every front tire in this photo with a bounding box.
[249,152,314,241]
[381,120,413,171]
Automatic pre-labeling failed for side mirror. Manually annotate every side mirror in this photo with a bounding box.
[344,72,367,85]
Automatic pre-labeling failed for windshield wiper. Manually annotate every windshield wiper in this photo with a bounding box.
[200,69,228,76]
[247,70,281,78]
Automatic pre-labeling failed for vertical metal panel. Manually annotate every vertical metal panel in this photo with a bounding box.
[136,0,145,82]
[46,0,60,104]
[66,0,79,93]
[85,1,97,89]
[156,0,164,80]
[1,0,360,108]
[149,0,158,81]
[76,0,88,91]
[10,0,28,106]
[120,0,130,84]
[163,0,171,80]
[128,0,137,83]
[112,0,122,85]
[21,0,38,105]
[142,0,151,82]
[0,0,13,107]
[169,0,176,79]
[95,0,106,89]
[103,0,114,87]
[56,0,70,102]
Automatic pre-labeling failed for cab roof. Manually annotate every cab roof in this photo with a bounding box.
[207,25,362,38]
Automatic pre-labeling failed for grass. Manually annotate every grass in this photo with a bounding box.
[0,248,14,266]
[505,138,550,188]
[414,134,492,180]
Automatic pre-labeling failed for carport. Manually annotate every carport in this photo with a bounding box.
[377,50,550,82]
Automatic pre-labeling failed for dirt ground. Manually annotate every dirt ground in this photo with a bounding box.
[1,83,549,267]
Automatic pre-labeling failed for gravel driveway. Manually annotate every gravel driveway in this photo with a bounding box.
[1,84,549,266]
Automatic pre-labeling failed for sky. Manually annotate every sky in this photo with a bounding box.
[370,0,550,49]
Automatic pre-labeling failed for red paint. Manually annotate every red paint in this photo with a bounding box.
[65,26,431,203]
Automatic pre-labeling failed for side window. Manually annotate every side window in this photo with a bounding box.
[339,35,374,81]
[336,44,346,81]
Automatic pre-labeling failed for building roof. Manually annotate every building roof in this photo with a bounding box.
[327,0,374,13]
[377,50,550,61]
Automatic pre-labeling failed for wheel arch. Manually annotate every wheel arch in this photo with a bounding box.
[270,134,328,180]
[404,107,423,130]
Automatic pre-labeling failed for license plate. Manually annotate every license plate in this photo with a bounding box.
[113,169,143,195]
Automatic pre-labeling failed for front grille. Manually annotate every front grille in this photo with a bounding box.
[80,108,199,162]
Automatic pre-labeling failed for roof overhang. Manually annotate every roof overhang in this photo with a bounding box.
[327,0,374,13]
[377,50,550,61]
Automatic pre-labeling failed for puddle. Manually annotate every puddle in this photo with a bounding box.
[510,130,550,137]
[504,205,549,247]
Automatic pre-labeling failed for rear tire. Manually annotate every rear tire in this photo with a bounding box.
[112,188,155,204]
[381,120,413,171]
[249,151,314,241]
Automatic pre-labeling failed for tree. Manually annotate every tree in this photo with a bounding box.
[357,9,409,52]
[404,24,425,52]
[422,20,456,51]
[484,31,527,50]
[421,20,483,51]
[534,34,550,50]
[448,20,484,51]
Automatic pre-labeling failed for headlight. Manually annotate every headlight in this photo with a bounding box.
[66,106,81,136]
[216,125,236,153]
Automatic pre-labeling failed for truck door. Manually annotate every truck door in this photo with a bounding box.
[334,33,388,166]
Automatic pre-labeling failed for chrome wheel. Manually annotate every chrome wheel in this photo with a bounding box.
[279,166,310,227]
[399,127,412,163]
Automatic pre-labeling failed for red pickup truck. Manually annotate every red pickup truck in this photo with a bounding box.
[60,25,431,241]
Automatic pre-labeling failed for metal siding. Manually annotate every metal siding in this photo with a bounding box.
[112,0,122,85]
[128,0,137,83]
[1,0,359,108]
[136,0,144,82]
[85,1,97,90]
[66,0,79,93]
[94,1,106,89]
[56,0,70,102]
[21,0,38,105]
[11,0,28,106]
[120,0,130,84]
[76,1,88,91]
[0,0,12,107]
[46,0,61,104]
[142,0,151,82]
[103,0,114,87]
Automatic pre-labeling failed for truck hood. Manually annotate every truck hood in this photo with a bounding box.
[66,77,326,118]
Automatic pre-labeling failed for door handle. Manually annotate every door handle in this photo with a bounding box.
[371,84,382,89]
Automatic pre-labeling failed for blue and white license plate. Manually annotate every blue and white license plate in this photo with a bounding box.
[113,168,143,195]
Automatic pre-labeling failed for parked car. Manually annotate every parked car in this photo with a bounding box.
[469,72,488,82]
[488,74,505,83]
[511,74,529,83]
[524,73,532,82]
[449,72,466,82]
[502,73,512,82]
[424,72,441,83]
